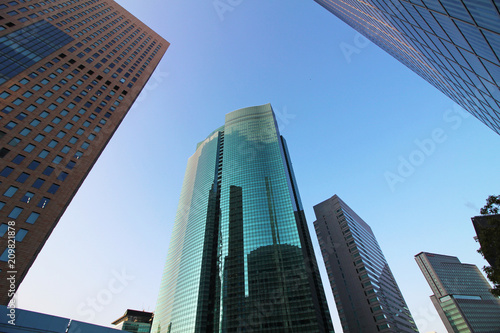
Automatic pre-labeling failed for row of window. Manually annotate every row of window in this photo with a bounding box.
[1,166,63,190]
[0,202,39,224]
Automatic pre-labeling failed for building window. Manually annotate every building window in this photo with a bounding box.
[26,212,40,224]
[38,150,49,159]
[5,121,17,130]
[8,207,23,219]
[27,160,40,170]
[47,184,59,194]
[66,160,76,169]
[11,154,25,164]
[15,229,28,242]
[19,127,31,136]
[16,172,30,183]
[0,91,11,99]
[3,186,18,198]
[20,192,34,203]
[57,171,68,181]
[31,178,45,188]
[0,224,8,237]
[42,166,54,176]
[0,167,14,178]
[30,119,41,127]
[52,155,63,164]
[8,137,21,146]
[37,197,50,209]
[61,145,70,154]
[24,144,35,153]
[0,248,13,262]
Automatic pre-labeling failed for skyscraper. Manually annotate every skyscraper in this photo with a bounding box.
[313,0,500,135]
[415,252,500,332]
[152,104,333,333]
[0,0,168,304]
[314,195,418,333]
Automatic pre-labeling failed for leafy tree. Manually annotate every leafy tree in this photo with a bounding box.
[479,195,500,214]
[476,195,500,297]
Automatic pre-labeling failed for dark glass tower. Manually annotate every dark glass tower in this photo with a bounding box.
[415,252,500,332]
[313,0,500,135]
[152,104,333,333]
[0,0,168,304]
[314,195,418,333]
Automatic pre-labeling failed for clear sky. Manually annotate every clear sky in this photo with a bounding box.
[16,1,500,332]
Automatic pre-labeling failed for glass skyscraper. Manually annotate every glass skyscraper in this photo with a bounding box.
[152,104,333,333]
[415,252,500,332]
[313,0,500,135]
[0,0,168,304]
[314,195,418,333]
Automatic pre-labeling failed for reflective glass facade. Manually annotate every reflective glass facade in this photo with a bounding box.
[415,252,500,332]
[314,195,418,333]
[0,20,74,84]
[0,0,168,304]
[152,104,333,333]
[313,0,500,135]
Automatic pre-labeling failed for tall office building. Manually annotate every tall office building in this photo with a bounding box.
[0,0,168,304]
[314,195,418,333]
[313,0,500,135]
[152,104,333,333]
[415,252,500,332]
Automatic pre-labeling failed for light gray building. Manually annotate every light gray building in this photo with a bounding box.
[314,195,418,333]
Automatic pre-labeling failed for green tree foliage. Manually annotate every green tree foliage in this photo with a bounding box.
[477,195,500,297]
[480,195,500,214]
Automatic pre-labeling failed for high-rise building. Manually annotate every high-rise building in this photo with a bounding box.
[112,309,153,333]
[152,104,333,333]
[314,195,418,333]
[415,251,500,332]
[0,0,168,304]
[313,0,500,135]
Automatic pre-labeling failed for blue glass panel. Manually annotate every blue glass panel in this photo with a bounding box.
[0,20,74,84]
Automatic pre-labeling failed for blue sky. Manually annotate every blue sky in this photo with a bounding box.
[16,1,500,332]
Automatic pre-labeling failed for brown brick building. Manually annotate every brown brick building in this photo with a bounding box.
[0,0,168,304]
